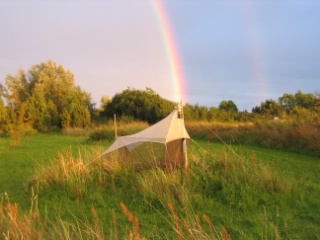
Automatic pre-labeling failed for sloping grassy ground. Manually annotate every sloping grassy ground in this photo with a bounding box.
[1,134,320,239]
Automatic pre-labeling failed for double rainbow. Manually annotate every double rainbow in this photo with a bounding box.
[152,0,187,104]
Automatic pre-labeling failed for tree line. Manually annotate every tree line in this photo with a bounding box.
[183,90,319,122]
[1,60,319,139]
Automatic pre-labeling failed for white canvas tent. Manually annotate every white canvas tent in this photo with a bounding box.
[102,106,190,169]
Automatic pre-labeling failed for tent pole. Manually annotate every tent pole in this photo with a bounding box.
[114,113,118,139]
[181,101,188,169]
[185,152,188,169]
[183,138,188,169]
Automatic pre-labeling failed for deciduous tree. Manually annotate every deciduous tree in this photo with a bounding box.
[259,99,282,116]
[279,93,296,113]
[218,100,238,113]
[102,87,175,124]
[1,60,94,130]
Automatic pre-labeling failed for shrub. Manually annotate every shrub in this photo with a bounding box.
[22,126,38,137]
[87,121,148,142]
[88,128,114,141]
[62,127,90,137]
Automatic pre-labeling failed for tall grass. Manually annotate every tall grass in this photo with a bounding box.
[23,142,310,239]
[186,119,320,156]
[1,133,319,239]
[0,190,108,240]
[30,146,108,198]
[1,191,232,240]
[297,123,320,155]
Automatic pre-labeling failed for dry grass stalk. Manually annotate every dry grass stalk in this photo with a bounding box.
[251,150,257,164]
[1,192,42,240]
[91,205,103,240]
[222,226,231,240]
[203,214,213,235]
[167,202,183,239]
[165,202,232,240]
[111,209,119,240]
[120,202,141,240]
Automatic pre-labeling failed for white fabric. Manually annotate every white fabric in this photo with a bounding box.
[102,109,190,155]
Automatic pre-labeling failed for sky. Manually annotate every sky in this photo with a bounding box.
[1,0,319,111]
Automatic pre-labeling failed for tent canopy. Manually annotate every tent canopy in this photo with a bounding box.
[102,107,190,156]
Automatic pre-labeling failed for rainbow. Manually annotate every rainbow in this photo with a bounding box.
[241,0,268,104]
[152,0,187,104]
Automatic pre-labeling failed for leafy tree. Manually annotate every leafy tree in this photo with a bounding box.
[5,103,28,146]
[237,110,252,122]
[4,69,30,109]
[0,86,6,134]
[66,86,91,128]
[99,95,111,113]
[295,90,317,110]
[199,106,209,121]
[61,108,71,128]
[182,104,211,121]
[26,86,50,131]
[29,61,75,114]
[103,88,175,124]
[208,107,218,121]
[182,104,193,120]
[2,60,94,130]
[259,99,282,116]
[252,106,261,114]
[191,104,201,120]
[279,91,318,113]
[315,92,320,111]
[1,72,30,141]
[183,104,204,121]
[216,110,232,122]
[28,60,93,128]
[279,93,296,113]
[218,100,238,113]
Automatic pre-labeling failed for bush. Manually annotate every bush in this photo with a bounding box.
[87,121,148,142]
[22,126,38,137]
[62,127,91,137]
[88,128,114,141]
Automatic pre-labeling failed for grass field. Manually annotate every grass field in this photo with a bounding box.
[0,134,88,206]
[1,133,320,239]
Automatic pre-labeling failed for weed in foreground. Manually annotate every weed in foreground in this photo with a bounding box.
[120,202,142,240]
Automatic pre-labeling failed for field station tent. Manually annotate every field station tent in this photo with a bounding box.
[102,105,190,169]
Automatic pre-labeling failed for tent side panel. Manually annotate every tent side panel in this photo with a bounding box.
[165,138,190,169]
[102,146,130,163]
[103,142,167,170]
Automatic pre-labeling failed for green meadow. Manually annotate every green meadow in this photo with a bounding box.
[0,133,320,239]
